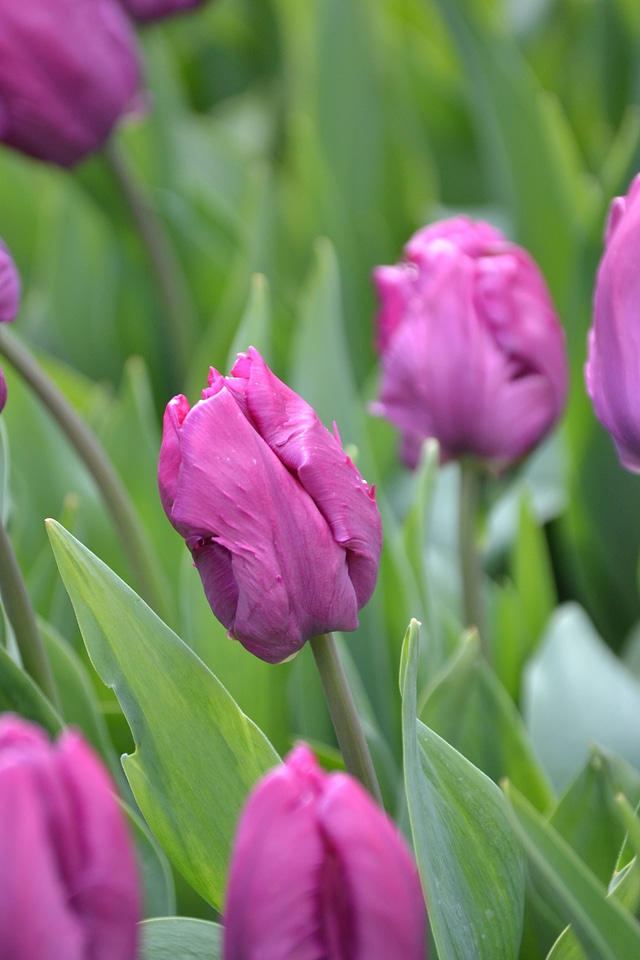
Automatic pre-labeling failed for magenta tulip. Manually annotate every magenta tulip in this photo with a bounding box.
[0,0,141,167]
[224,743,427,960]
[159,348,382,663]
[0,240,20,324]
[118,0,208,21]
[586,174,640,471]
[0,714,140,959]
[372,217,568,471]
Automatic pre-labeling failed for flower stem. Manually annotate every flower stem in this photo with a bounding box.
[458,458,487,655]
[310,632,382,804]
[0,326,168,621]
[102,139,196,387]
[0,515,60,710]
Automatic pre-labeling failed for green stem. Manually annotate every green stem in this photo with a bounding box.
[102,139,196,386]
[310,632,382,804]
[458,458,487,655]
[0,326,168,621]
[0,516,60,710]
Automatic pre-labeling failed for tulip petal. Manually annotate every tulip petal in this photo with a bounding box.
[0,0,140,166]
[56,732,141,960]
[374,221,567,472]
[586,174,640,472]
[319,775,427,960]
[224,752,326,960]
[0,749,84,960]
[231,348,382,609]
[168,385,359,662]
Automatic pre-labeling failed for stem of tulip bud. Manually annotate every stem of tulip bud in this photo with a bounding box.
[458,459,488,657]
[310,633,383,805]
[0,326,169,623]
[0,516,60,710]
[102,139,197,389]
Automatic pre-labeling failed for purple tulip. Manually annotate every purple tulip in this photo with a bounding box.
[0,714,140,959]
[0,240,20,324]
[118,0,208,21]
[158,347,382,664]
[586,174,640,471]
[0,0,141,167]
[223,743,427,960]
[372,217,568,471]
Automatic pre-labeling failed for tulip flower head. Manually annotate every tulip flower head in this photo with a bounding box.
[0,240,20,324]
[586,174,640,471]
[118,0,209,20]
[159,348,382,663]
[223,743,427,960]
[0,239,21,412]
[0,0,141,166]
[372,217,568,472]
[0,714,140,959]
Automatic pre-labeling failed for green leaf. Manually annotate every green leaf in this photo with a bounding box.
[0,641,62,735]
[226,273,272,369]
[433,0,590,314]
[498,492,557,696]
[420,631,554,812]
[550,748,640,885]
[546,860,640,960]
[523,604,640,794]
[39,618,122,779]
[139,917,222,960]
[46,520,280,909]
[125,803,176,920]
[401,619,525,960]
[504,782,640,960]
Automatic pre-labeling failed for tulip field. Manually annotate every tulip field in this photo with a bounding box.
[2,0,640,958]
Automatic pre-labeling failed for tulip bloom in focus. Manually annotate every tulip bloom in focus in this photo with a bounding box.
[0,0,141,167]
[224,743,427,960]
[159,348,382,663]
[118,0,208,20]
[586,174,640,471]
[0,714,140,959]
[372,217,568,472]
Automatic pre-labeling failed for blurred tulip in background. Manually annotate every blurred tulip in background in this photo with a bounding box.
[158,348,382,663]
[372,217,568,472]
[0,239,20,324]
[0,714,140,960]
[0,0,141,166]
[586,174,640,472]
[223,743,427,960]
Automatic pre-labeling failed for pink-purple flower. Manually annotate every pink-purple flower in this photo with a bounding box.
[0,238,21,412]
[0,714,140,959]
[586,173,640,471]
[223,743,428,960]
[0,240,20,325]
[158,348,382,664]
[372,217,568,472]
[0,0,141,167]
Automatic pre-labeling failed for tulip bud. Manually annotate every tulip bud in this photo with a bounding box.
[118,0,209,21]
[0,714,141,959]
[0,0,141,167]
[0,240,20,324]
[158,347,382,664]
[586,174,640,471]
[223,743,427,960]
[372,217,568,472]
